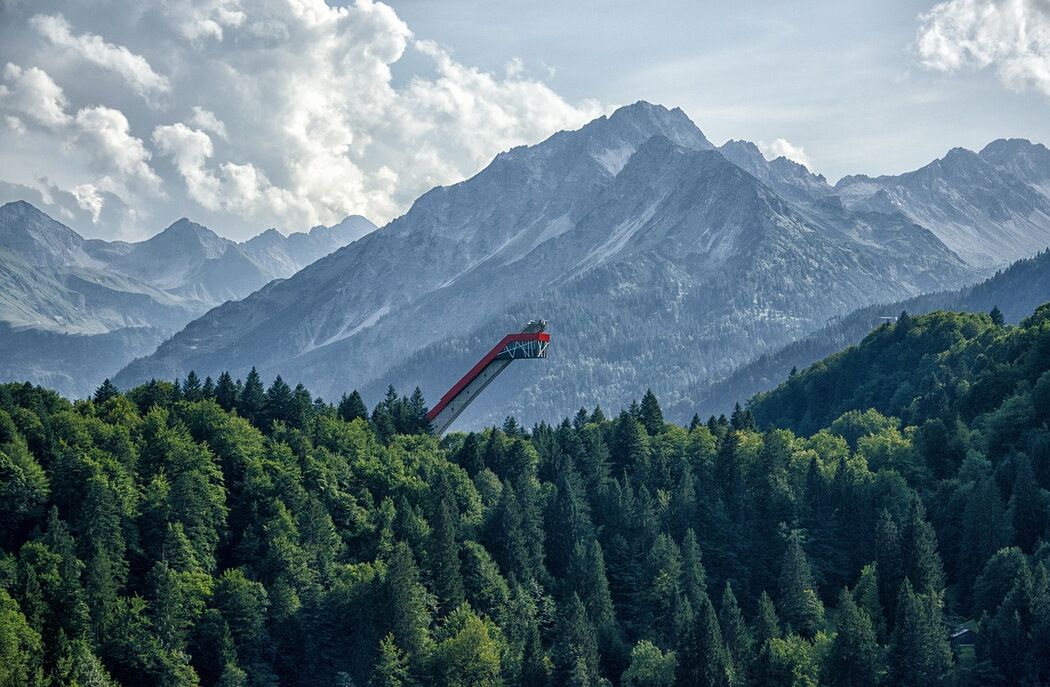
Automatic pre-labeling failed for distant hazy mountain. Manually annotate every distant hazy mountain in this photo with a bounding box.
[115,102,982,426]
[836,140,1050,267]
[687,248,1050,420]
[0,200,374,397]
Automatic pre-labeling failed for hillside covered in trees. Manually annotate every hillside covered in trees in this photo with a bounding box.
[3,305,1050,686]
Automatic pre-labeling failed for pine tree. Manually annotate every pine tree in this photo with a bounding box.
[238,368,265,425]
[337,390,369,422]
[676,593,730,687]
[93,379,120,404]
[639,390,664,435]
[828,589,881,687]
[201,376,216,399]
[990,305,1005,326]
[778,530,825,638]
[215,372,238,411]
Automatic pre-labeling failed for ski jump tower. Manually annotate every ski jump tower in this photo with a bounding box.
[426,320,550,435]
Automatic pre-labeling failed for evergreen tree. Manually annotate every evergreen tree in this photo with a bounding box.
[427,497,465,616]
[989,305,1005,327]
[371,633,412,687]
[93,379,119,404]
[215,372,238,411]
[675,593,730,687]
[718,582,752,686]
[264,375,294,428]
[238,368,265,425]
[201,376,216,399]
[778,530,825,638]
[553,594,600,687]
[753,591,781,647]
[889,580,951,687]
[828,589,881,687]
[520,618,550,687]
[182,371,203,402]
[639,390,664,435]
[902,499,945,594]
[1008,456,1046,552]
[384,542,431,657]
[337,390,369,422]
[213,373,238,411]
[851,564,887,640]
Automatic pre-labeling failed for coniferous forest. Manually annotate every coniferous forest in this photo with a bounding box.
[2,305,1050,686]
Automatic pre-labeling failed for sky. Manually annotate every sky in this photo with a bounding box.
[0,0,1048,241]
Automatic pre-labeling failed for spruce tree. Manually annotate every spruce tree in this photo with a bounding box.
[676,593,730,687]
[93,379,119,404]
[215,372,238,411]
[427,497,465,616]
[753,591,781,647]
[264,375,294,428]
[889,580,952,687]
[990,305,1005,327]
[778,530,825,638]
[238,368,265,426]
[337,390,368,422]
[828,589,881,687]
[384,542,431,657]
[718,582,752,686]
[371,633,411,687]
[553,594,600,686]
[902,499,945,594]
[1008,456,1046,552]
[182,371,203,402]
[639,390,664,435]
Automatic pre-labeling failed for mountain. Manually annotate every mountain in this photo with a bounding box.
[687,248,1050,420]
[0,201,374,397]
[115,102,980,426]
[835,140,1050,267]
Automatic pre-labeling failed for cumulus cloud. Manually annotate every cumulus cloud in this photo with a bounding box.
[30,13,170,101]
[0,0,601,238]
[0,63,71,127]
[190,106,227,140]
[760,138,813,169]
[917,0,1050,96]
[0,62,163,226]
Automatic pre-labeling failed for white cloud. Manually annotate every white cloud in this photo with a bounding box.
[917,0,1050,96]
[72,106,163,197]
[0,63,71,127]
[190,106,227,140]
[760,138,813,169]
[30,13,170,101]
[0,0,602,237]
[72,183,103,222]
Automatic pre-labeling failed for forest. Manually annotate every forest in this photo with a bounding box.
[2,304,1050,686]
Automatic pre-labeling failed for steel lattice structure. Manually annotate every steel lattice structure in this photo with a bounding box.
[426,320,550,436]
